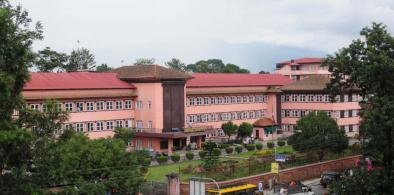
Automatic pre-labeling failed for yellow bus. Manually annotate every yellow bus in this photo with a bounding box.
[206,183,258,195]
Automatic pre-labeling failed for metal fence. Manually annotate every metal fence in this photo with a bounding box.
[138,181,167,195]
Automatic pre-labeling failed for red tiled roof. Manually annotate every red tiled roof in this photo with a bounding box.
[24,72,135,90]
[186,73,294,88]
[278,58,322,66]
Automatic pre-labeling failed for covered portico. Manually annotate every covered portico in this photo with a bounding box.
[252,118,278,141]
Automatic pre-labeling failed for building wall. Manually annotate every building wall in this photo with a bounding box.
[275,64,330,80]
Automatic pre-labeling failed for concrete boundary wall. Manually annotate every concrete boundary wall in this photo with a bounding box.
[180,155,361,195]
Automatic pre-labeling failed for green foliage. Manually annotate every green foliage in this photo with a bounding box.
[235,146,243,153]
[288,111,348,161]
[64,47,96,72]
[213,148,221,156]
[258,70,269,74]
[277,140,286,147]
[95,63,112,72]
[134,58,156,65]
[225,147,234,154]
[267,142,275,149]
[256,143,263,150]
[246,144,256,151]
[237,122,253,139]
[156,155,168,164]
[220,143,230,149]
[186,59,250,73]
[113,127,135,145]
[165,58,187,72]
[135,150,151,166]
[221,121,238,139]
[198,150,206,158]
[186,152,194,160]
[171,153,181,162]
[35,47,68,72]
[202,141,220,169]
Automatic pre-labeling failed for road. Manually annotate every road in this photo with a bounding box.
[263,178,328,195]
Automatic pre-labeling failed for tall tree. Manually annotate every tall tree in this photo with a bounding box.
[95,63,112,72]
[34,47,68,72]
[287,111,348,161]
[324,23,394,190]
[237,122,253,140]
[202,141,220,169]
[0,1,42,193]
[165,58,187,72]
[114,127,135,144]
[64,47,96,72]
[221,121,238,140]
[133,58,155,65]
[259,70,269,74]
[186,59,250,73]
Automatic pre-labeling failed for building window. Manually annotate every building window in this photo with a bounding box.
[256,110,262,118]
[96,122,104,131]
[30,104,40,110]
[65,102,73,112]
[344,110,349,118]
[249,96,255,103]
[236,96,242,103]
[291,110,298,117]
[231,112,237,120]
[125,100,132,109]
[353,125,359,132]
[217,97,223,104]
[160,140,168,149]
[96,101,104,111]
[196,97,203,105]
[285,110,290,117]
[106,121,114,130]
[148,121,153,128]
[211,97,217,105]
[116,101,123,110]
[148,101,152,109]
[344,125,349,132]
[324,95,330,102]
[307,95,314,102]
[344,95,349,102]
[106,101,113,110]
[300,110,306,117]
[87,102,94,111]
[231,96,237,104]
[116,120,123,128]
[136,139,143,149]
[335,111,341,119]
[211,114,218,121]
[136,101,143,109]
[256,95,264,102]
[202,114,208,122]
[136,120,143,129]
[300,95,306,102]
[147,139,153,149]
[250,111,256,118]
[203,97,209,105]
[87,122,94,132]
[291,95,298,102]
[224,96,230,104]
[76,102,84,112]
[125,120,133,128]
[188,98,195,106]
[326,111,332,118]
[76,123,84,132]
[352,110,358,117]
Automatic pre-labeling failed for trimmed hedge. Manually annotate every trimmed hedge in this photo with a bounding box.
[213,148,221,156]
[199,150,206,158]
[171,153,180,162]
[235,146,243,154]
[267,142,275,149]
[186,152,194,160]
[156,155,168,164]
[246,144,256,151]
[256,143,263,150]
[277,140,286,147]
[225,147,234,154]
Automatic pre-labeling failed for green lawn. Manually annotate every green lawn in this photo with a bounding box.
[146,145,295,181]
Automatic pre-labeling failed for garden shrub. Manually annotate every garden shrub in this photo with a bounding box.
[277,140,286,147]
[256,143,263,150]
[221,143,230,149]
[186,151,194,160]
[267,142,275,149]
[213,148,221,156]
[156,155,168,164]
[235,146,243,153]
[246,144,256,151]
[171,153,180,162]
[225,147,234,154]
[199,150,206,158]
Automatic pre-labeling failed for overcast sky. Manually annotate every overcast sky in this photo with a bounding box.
[10,0,394,72]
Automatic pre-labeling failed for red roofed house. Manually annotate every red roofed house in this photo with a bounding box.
[275,58,329,81]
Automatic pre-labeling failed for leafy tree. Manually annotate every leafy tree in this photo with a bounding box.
[34,47,68,72]
[237,122,253,140]
[134,58,155,65]
[202,141,220,169]
[165,58,187,72]
[95,63,112,72]
[186,59,250,73]
[221,121,238,140]
[114,127,135,145]
[0,1,42,193]
[324,22,394,192]
[287,111,348,161]
[259,70,269,74]
[64,47,96,72]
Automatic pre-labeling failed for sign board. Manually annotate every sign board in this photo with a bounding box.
[271,162,279,173]
[275,154,286,162]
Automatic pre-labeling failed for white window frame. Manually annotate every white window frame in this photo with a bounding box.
[116,101,123,110]
[30,104,40,110]
[106,101,113,110]
[96,121,104,131]
[87,122,94,132]
[76,102,84,112]
[116,120,123,128]
[125,100,132,109]
[96,101,104,111]
[65,102,73,112]
[106,121,114,130]
[148,120,153,128]
[76,123,84,132]
[87,102,94,111]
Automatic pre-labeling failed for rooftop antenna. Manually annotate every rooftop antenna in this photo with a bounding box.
[77,40,80,49]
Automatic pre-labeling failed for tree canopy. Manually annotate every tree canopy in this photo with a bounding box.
[237,122,253,140]
[95,63,113,72]
[287,111,348,161]
[221,121,238,139]
[186,59,250,73]
[165,58,187,72]
[64,47,96,72]
[133,58,156,65]
[35,47,68,72]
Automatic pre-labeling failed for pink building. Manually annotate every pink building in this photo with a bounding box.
[22,62,361,153]
[275,58,330,80]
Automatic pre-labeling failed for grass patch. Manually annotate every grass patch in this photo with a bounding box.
[147,160,202,182]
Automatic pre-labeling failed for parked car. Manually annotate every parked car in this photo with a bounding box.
[320,171,342,188]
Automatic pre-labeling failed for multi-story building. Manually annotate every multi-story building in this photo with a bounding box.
[275,58,330,80]
[21,59,362,153]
